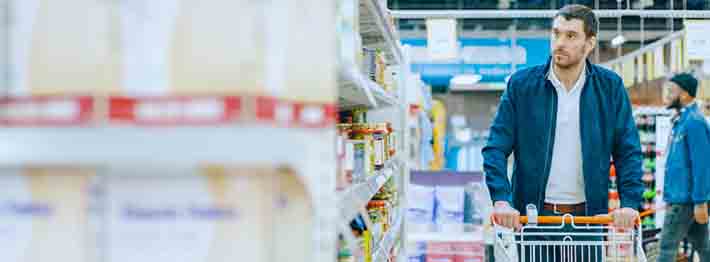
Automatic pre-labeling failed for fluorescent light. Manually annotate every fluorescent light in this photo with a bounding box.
[611,35,627,48]
[450,74,482,86]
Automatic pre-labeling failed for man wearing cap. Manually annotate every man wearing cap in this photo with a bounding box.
[658,73,710,262]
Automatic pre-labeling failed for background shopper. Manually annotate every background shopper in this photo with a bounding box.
[657,73,710,262]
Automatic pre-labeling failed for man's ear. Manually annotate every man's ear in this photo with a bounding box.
[587,35,597,53]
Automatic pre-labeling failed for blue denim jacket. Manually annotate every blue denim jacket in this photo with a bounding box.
[482,58,644,215]
[664,103,710,204]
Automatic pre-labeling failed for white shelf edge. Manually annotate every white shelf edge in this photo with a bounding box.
[361,0,404,65]
[0,126,332,166]
[373,213,402,262]
[338,157,399,223]
[339,65,401,109]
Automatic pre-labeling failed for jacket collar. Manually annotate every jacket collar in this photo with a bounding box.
[681,102,698,119]
[541,57,596,79]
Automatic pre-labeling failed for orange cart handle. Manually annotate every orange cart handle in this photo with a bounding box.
[519,216,613,225]
[518,209,655,225]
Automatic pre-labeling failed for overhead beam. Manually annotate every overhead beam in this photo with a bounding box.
[391,9,710,19]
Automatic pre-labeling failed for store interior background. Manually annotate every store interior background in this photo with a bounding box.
[1,1,710,261]
[391,0,710,172]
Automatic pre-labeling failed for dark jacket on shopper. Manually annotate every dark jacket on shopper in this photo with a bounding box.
[482,58,644,215]
[664,103,710,204]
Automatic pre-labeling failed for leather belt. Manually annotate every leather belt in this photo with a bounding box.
[543,202,586,214]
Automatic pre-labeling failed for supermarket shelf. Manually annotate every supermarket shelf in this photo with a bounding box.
[0,126,333,167]
[0,95,336,127]
[373,215,402,262]
[339,66,399,110]
[338,157,399,223]
[407,232,484,243]
[360,0,403,64]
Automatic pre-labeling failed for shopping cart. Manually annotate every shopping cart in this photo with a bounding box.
[493,207,647,262]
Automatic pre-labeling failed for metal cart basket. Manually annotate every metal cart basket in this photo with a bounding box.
[494,211,647,262]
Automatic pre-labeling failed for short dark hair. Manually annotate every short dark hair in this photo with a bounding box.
[555,4,598,38]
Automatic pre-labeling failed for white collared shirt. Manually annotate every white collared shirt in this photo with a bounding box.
[545,64,587,204]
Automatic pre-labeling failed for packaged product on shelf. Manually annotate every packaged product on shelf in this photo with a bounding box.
[367,200,389,244]
[0,167,97,262]
[363,48,377,81]
[384,66,398,92]
[373,181,395,201]
[352,108,368,124]
[387,122,397,158]
[104,166,311,262]
[464,183,485,226]
[453,242,485,262]
[8,0,120,96]
[351,124,373,179]
[407,242,427,262]
[375,50,387,86]
[408,184,436,232]
[435,186,466,232]
[373,127,386,170]
[425,242,456,262]
[338,124,354,189]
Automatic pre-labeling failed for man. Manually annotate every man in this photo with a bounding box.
[483,4,643,230]
[657,73,710,262]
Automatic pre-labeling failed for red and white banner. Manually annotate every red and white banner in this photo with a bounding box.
[0,96,94,126]
[109,96,241,125]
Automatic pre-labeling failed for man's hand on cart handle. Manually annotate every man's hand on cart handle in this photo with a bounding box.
[694,202,708,224]
[493,201,521,230]
[610,207,639,229]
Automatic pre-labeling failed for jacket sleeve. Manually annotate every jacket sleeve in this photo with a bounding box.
[612,81,644,210]
[686,119,710,204]
[482,79,517,205]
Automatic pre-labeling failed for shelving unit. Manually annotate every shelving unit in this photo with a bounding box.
[335,0,410,261]
[632,106,674,230]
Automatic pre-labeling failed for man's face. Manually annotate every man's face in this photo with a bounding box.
[550,16,595,69]
[663,82,685,109]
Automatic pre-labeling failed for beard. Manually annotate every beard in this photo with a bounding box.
[553,52,584,69]
[667,97,683,110]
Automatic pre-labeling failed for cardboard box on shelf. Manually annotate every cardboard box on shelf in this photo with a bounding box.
[103,166,311,262]
[0,167,97,262]
[8,0,120,96]
[8,0,335,103]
